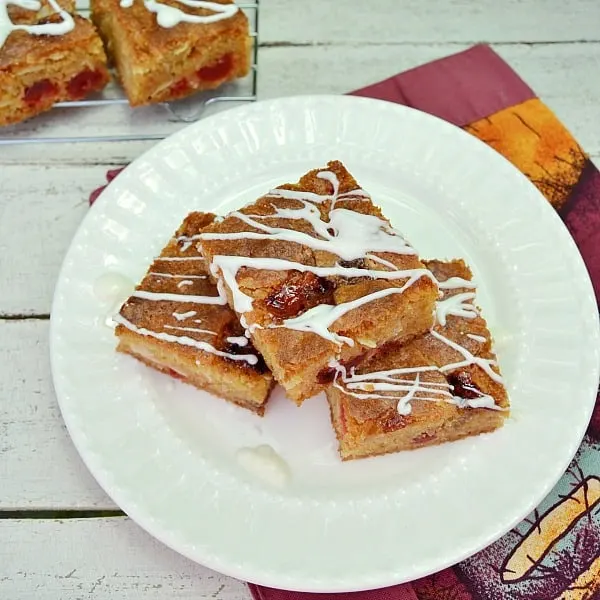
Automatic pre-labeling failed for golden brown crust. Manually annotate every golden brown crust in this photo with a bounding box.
[7,0,76,25]
[115,211,274,413]
[326,259,509,460]
[0,0,109,126]
[90,0,250,105]
[200,161,439,403]
[116,334,269,415]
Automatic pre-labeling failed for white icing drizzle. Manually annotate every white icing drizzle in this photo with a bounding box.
[149,272,206,280]
[226,336,248,346]
[280,283,427,346]
[332,350,501,415]
[466,333,486,343]
[119,0,238,29]
[114,315,258,365]
[317,170,339,203]
[435,292,477,327]
[199,170,433,346]
[164,324,216,336]
[264,176,368,205]
[431,329,503,384]
[0,0,74,50]
[438,276,476,290]
[201,204,416,261]
[212,255,434,339]
[331,272,505,414]
[155,256,205,262]
[118,225,264,368]
[131,290,226,305]
[176,237,194,252]
[265,188,332,203]
[172,310,197,321]
[338,188,370,198]
[176,279,194,288]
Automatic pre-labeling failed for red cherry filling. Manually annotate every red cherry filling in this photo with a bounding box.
[67,69,105,99]
[412,432,436,444]
[23,79,58,105]
[166,368,186,381]
[448,371,482,399]
[197,53,234,82]
[168,78,193,97]
[338,401,348,436]
[265,271,335,319]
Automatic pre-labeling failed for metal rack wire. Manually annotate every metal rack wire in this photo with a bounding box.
[0,0,259,145]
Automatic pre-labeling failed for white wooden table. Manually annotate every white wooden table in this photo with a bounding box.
[1,1,599,597]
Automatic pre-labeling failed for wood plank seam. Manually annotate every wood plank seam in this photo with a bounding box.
[259,39,600,47]
[0,510,124,519]
[0,314,50,320]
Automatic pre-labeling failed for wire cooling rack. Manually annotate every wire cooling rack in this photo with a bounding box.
[0,0,258,145]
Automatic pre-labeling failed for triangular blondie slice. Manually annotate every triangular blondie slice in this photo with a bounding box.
[199,161,439,404]
[114,212,274,415]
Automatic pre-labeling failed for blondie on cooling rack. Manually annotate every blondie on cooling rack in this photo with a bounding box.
[0,0,258,145]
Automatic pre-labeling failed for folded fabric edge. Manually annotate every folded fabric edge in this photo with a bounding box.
[350,44,536,127]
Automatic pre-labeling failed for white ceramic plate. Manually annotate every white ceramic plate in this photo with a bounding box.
[51,95,600,592]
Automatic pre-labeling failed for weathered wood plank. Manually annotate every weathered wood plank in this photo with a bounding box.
[0,517,252,599]
[0,166,99,316]
[1,43,599,165]
[0,320,115,509]
[260,0,600,44]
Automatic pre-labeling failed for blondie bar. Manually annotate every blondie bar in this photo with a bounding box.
[114,212,274,415]
[326,259,509,460]
[91,0,251,106]
[0,0,109,126]
[199,161,439,404]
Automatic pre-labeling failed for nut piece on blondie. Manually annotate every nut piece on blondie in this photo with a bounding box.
[91,0,251,106]
[326,259,509,460]
[199,161,439,404]
[0,0,110,126]
[114,211,274,415]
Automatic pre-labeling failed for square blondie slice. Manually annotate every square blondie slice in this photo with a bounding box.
[326,259,509,460]
[114,212,274,415]
[91,0,251,106]
[0,0,110,126]
[199,161,439,404]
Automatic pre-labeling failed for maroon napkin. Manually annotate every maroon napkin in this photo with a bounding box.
[90,45,600,600]
[249,586,418,600]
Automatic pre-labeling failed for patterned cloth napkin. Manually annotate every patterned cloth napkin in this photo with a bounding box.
[90,44,600,600]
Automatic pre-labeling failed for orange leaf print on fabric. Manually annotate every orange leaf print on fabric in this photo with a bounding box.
[464,98,587,210]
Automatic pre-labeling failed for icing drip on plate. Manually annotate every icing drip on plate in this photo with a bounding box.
[119,0,238,28]
[200,169,435,347]
[0,0,74,49]
[235,445,291,489]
